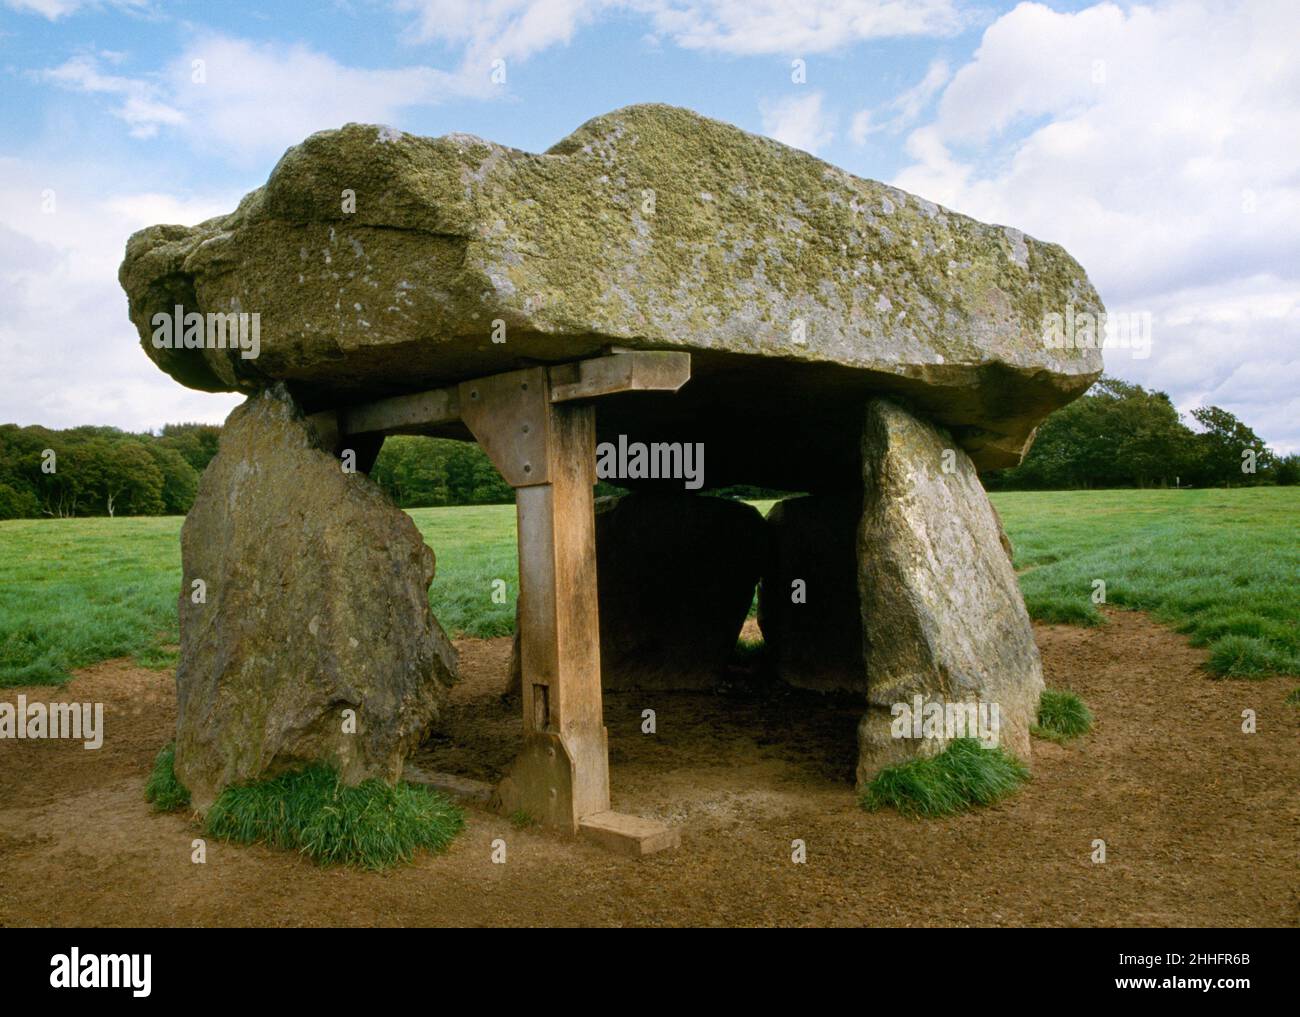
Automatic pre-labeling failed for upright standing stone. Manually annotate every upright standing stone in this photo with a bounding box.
[174,385,456,811]
[856,398,1043,783]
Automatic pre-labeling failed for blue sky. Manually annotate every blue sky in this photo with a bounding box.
[2,0,1297,451]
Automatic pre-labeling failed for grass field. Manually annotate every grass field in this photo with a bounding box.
[1,488,1296,687]
[992,488,1300,677]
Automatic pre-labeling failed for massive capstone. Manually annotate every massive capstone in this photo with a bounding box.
[120,104,1103,487]
[174,385,456,810]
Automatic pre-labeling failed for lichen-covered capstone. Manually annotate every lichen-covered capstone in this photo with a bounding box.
[120,104,1103,481]
[174,385,456,811]
[856,398,1044,783]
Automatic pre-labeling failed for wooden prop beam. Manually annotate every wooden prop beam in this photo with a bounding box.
[310,351,689,440]
[548,350,690,403]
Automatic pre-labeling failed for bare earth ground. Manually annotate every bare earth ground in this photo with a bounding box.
[1,610,1296,927]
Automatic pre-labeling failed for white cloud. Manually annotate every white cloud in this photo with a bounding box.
[167,36,475,162]
[635,0,962,54]
[4,0,144,19]
[42,36,478,164]
[43,54,185,138]
[1130,275,1300,455]
[851,56,949,143]
[0,156,243,430]
[394,0,606,65]
[889,0,1300,452]
[760,90,835,154]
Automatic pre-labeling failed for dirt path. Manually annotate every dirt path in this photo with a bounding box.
[1,611,1296,927]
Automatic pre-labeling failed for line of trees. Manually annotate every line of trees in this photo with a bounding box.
[370,435,636,506]
[0,423,220,520]
[985,377,1299,490]
[0,422,519,520]
[1,376,1293,519]
[369,435,515,507]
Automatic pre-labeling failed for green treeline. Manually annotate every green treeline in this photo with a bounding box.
[0,422,517,519]
[985,377,1298,490]
[369,436,516,507]
[371,436,642,506]
[0,423,220,519]
[1,375,1293,519]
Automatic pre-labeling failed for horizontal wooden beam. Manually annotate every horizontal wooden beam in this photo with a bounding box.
[549,351,691,403]
[321,351,692,438]
[344,386,460,436]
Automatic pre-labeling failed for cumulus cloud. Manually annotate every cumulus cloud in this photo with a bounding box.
[889,0,1300,452]
[760,90,835,154]
[0,156,243,430]
[41,36,477,164]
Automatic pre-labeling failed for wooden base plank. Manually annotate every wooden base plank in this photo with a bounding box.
[579,811,680,857]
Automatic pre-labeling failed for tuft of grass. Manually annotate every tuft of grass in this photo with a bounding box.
[1023,595,1104,626]
[1032,688,1094,743]
[859,738,1029,818]
[509,809,537,829]
[144,742,191,813]
[205,764,464,870]
[733,636,765,663]
[1284,688,1299,707]
[1207,634,1290,678]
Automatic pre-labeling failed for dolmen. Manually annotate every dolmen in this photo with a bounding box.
[120,104,1102,817]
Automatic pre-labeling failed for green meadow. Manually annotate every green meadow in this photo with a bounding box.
[991,488,1300,677]
[1,488,1296,687]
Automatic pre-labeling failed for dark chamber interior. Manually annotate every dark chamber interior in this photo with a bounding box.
[292,344,1051,490]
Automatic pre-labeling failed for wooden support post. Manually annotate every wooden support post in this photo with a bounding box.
[458,368,609,832]
[321,352,689,852]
